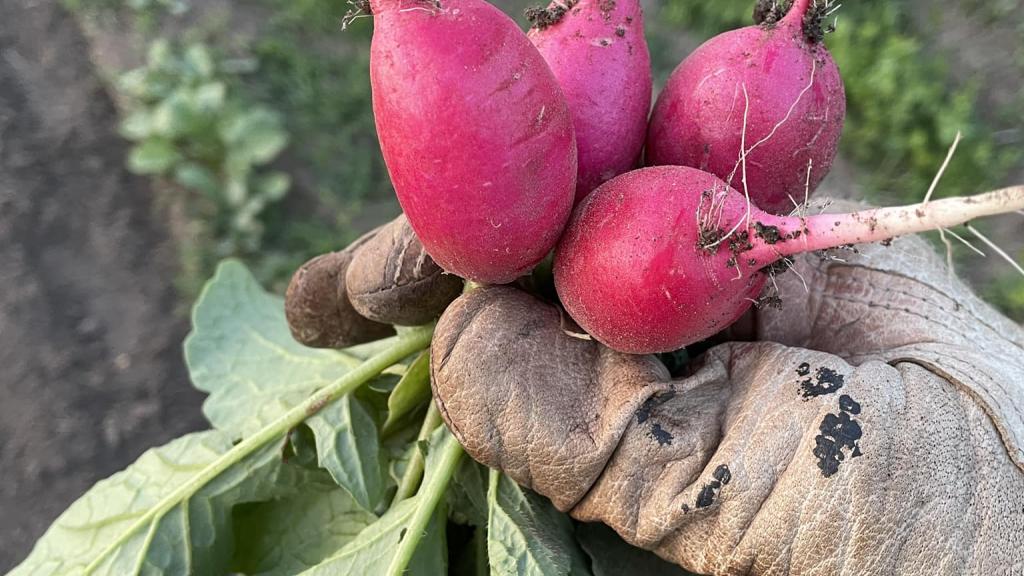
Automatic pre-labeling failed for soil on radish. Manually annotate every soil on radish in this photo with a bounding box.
[754,222,784,244]
[752,0,832,42]
[753,0,793,26]
[525,0,580,29]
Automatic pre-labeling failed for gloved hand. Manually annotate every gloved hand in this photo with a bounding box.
[429,215,1024,575]
[285,206,1024,575]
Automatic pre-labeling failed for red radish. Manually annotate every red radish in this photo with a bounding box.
[527,0,652,202]
[554,166,1024,354]
[369,0,577,284]
[646,0,845,214]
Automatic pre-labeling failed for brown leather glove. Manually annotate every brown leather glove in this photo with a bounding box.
[430,228,1024,575]
[285,214,464,348]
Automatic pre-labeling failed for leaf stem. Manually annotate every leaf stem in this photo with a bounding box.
[392,401,443,506]
[84,325,435,575]
[385,429,464,576]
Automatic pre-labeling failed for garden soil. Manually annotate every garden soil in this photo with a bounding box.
[0,0,205,569]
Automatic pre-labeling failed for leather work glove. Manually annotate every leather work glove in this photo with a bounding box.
[429,225,1024,575]
[285,213,465,347]
[286,207,1024,575]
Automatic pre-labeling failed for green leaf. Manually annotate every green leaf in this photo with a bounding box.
[220,108,289,165]
[119,110,154,141]
[307,394,389,511]
[185,260,362,438]
[487,472,592,576]
[255,171,291,201]
[146,38,173,69]
[192,81,227,111]
[297,497,448,576]
[118,68,152,99]
[232,472,377,576]
[184,43,215,79]
[448,459,489,527]
[150,91,195,138]
[383,350,431,433]
[300,428,458,575]
[575,522,699,576]
[362,373,401,410]
[127,139,180,174]
[9,430,300,576]
[184,260,388,509]
[224,173,250,207]
[389,439,417,487]
[173,162,220,198]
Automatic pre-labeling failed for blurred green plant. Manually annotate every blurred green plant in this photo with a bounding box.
[215,1,398,291]
[118,39,291,256]
[246,31,389,241]
[62,0,188,19]
[988,266,1024,321]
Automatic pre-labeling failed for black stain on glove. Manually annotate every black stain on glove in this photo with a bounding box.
[636,390,676,424]
[692,464,732,510]
[813,394,864,477]
[649,423,674,446]
[799,365,845,399]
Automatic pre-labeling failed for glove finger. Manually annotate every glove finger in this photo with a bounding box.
[431,285,671,510]
[346,213,464,326]
[285,227,394,348]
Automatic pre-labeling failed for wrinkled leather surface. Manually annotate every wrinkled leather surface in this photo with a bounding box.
[285,228,395,348]
[346,214,463,326]
[431,232,1024,575]
[286,214,461,347]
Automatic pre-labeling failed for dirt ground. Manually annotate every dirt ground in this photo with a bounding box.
[0,0,205,570]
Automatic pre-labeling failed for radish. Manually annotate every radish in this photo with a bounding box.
[646,0,845,214]
[369,0,577,284]
[527,0,652,202]
[553,166,1024,354]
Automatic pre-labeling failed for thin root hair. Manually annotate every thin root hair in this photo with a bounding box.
[703,85,755,251]
[923,130,963,206]
[965,224,1024,278]
[945,227,986,258]
[342,0,372,28]
[938,228,956,276]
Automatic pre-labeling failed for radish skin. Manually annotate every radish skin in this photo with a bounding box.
[646,0,845,214]
[528,0,652,202]
[554,166,1024,354]
[370,0,578,284]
